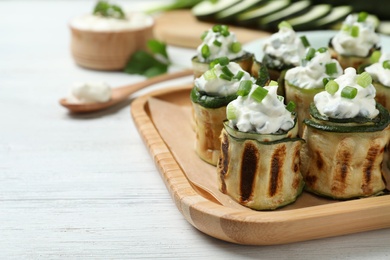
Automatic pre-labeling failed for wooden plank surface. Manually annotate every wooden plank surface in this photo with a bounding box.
[153,10,271,48]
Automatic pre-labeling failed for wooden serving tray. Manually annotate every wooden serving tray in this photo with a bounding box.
[131,84,390,245]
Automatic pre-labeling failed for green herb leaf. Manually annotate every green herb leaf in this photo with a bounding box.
[93,1,125,19]
[124,39,171,78]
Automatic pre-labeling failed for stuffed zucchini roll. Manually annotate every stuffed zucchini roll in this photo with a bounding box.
[329,12,380,70]
[301,68,390,199]
[262,21,306,85]
[192,24,254,78]
[191,58,255,165]
[364,51,390,110]
[217,80,304,210]
[285,47,343,136]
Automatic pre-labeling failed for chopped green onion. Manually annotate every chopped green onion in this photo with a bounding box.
[229,42,242,53]
[325,62,338,76]
[226,103,237,120]
[300,36,310,48]
[201,31,208,41]
[212,24,221,32]
[278,21,292,30]
[341,86,358,99]
[277,95,284,102]
[219,73,232,81]
[251,86,268,103]
[325,80,339,95]
[209,56,229,68]
[203,69,217,80]
[358,12,368,22]
[213,40,222,47]
[323,77,330,87]
[286,101,296,112]
[201,44,210,59]
[220,25,230,36]
[370,50,381,63]
[233,71,244,80]
[356,72,372,88]
[317,47,328,53]
[237,80,252,96]
[351,25,360,37]
[305,47,316,61]
[221,66,234,77]
[269,80,278,86]
[383,60,390,69]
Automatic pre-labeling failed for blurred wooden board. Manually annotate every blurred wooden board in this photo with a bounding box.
[153,10,271,49]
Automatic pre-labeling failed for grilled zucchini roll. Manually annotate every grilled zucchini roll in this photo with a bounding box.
[328,12,380,70]
[191,58,255,165]
[262,21,306,83]
[217,81,304,210]
[301,68,390,199]
[192,24,254,78]
[285,46,343,136]
[364,51,390,110]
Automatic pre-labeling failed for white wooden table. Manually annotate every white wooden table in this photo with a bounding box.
[1,1,389,259]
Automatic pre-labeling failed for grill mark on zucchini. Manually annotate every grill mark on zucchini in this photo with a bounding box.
[362,144,381,194]
[219,131,230,193]
[239,142,259,202]
[269,145,286,196]
[333,148,351,194]
[315,151,324,170]
[292,146,301,189]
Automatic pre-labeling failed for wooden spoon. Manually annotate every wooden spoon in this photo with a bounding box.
[59,69,193,113]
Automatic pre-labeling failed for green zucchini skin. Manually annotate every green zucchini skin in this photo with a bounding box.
[304,102,390,133]
[190,86,237,109]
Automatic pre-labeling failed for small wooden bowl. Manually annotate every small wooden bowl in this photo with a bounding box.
[69,15,154,71]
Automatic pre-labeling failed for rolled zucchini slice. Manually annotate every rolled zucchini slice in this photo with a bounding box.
[217,121,305,210]
[372,81,390,111]
[328,39,381,70]
[191,51,254,78]
[190,88,237,165]
[300,103,390,200]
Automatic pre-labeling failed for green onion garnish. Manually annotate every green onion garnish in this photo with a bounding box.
[278,21,292,29]
[212,24,221,32]
[230,42,242,53]
[233,71,244,80]
[221,66,234,78]
[305,47,316,61]
[383,60,390,69]
[370,50,381,63]
[269,80,278,86]
[237,80,252,96]
[219,74,232,81]
[325,80,339,95]
[203,69,217,81]
[226,103,237,120]
[209,56,229,68]
[323,77,330,87]
[317,47,328,53]
[325,62,338,76]
[358,12,368,22]
[251,86,268,103]
[341,86,358,99]
[220,25,230,36]
[300,36,310,48]
[286,101,296,112]
[201,45,210,59]
[277,95,284,103]
[213,40,222,47]
[351,25,360,37]
[201,31,208,41]
[356,72,372,88]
